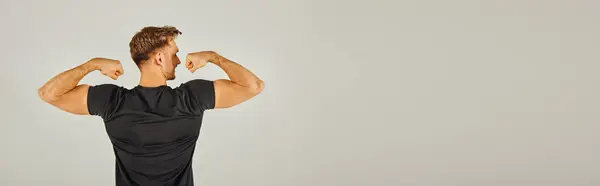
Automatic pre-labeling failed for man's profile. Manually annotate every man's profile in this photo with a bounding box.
[37,26,264,186]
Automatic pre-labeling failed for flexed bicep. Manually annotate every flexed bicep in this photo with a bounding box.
[184,51,264,109]
[41,85,91,115]
[213,79,263,109]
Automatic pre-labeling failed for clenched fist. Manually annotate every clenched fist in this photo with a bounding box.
[88,57,124,80]
[186,51,218,73]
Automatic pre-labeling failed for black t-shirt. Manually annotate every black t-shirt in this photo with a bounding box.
[87,79,215,186]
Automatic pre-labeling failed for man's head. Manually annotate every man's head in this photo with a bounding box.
[129,26,182,80]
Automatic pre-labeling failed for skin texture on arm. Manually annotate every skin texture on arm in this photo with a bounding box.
[38,58,123,115]
[186,51,264,108]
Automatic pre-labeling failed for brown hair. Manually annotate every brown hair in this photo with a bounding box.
[129,26,182,65]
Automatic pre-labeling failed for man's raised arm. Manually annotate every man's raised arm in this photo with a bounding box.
[38,57,124,115]
[186,51,264,109]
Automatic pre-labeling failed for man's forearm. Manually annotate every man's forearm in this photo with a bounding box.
[38,60,98,101]
[212,53,264,91]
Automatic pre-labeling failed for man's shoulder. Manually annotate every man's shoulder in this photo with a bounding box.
[177,79,214,87]
[172,79,216,111]
[88,83,128,96]
[87,84,128,118]
[173,79,214,92]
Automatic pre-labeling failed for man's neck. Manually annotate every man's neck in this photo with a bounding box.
[138,71,167,88]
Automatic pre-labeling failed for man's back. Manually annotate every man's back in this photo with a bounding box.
[88,79,215,186]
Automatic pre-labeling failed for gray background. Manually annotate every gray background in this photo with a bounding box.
[1,0,599,185]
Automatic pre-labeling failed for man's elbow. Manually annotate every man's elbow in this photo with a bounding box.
[249,80,265,95]
[38,88,58,103]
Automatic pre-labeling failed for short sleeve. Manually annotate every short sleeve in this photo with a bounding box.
[87,84,122,119]
[176,79,216,112]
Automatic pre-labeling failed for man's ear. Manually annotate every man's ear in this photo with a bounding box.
[154,52,164,65]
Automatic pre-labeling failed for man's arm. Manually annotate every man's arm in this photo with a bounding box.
[38,58,123,115]
[186,51,264,109]
[211,52,265,108]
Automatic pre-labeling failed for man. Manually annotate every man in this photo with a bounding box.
[37,26,264,186]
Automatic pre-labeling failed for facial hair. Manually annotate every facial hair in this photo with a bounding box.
[168,67,176,80]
